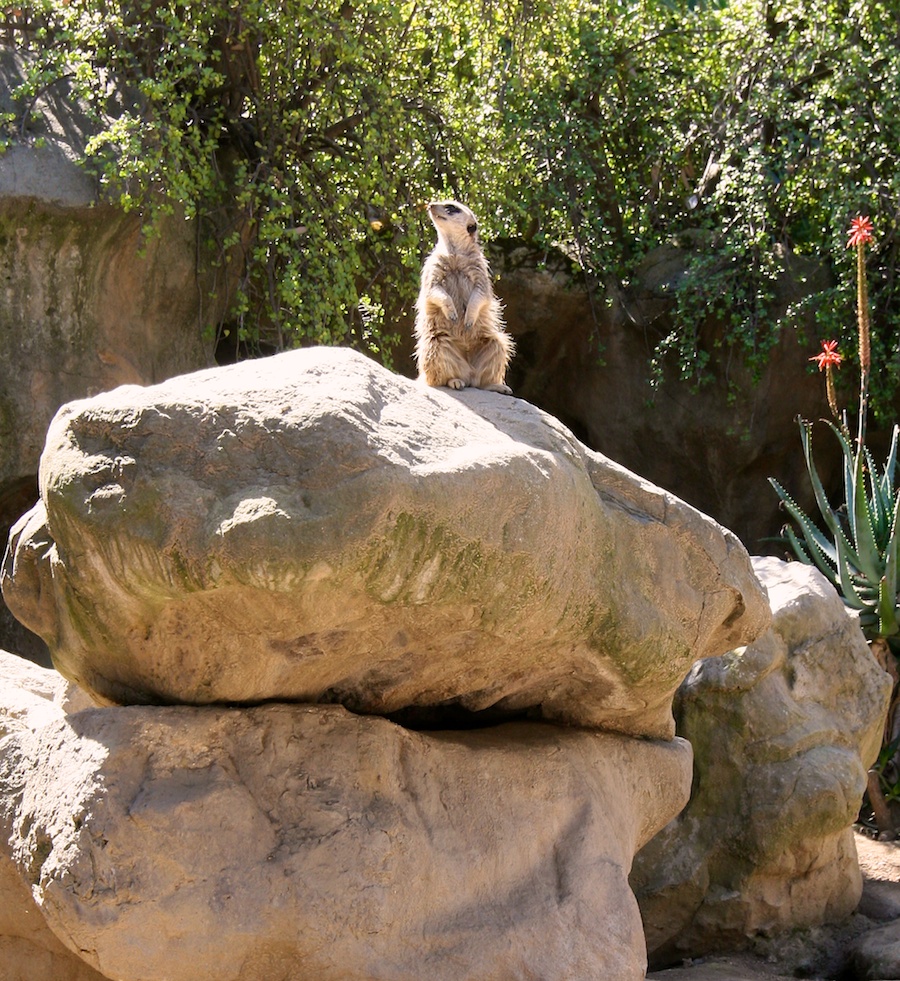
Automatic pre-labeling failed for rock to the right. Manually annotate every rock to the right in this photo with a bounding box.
[632,556,893,965]
[848,919,900,980]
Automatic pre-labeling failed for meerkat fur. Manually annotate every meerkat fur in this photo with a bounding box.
[414,200,514,394]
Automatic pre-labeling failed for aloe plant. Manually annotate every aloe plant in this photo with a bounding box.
[772,215,900,836]
[770,419,900,643]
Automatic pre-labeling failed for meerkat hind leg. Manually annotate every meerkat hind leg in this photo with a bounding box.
[420,334,472,390]
[471,338,513,394]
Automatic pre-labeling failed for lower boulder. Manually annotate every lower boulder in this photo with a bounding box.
[0,848,108,981]
[0,651,692,981]
[632,556,892,965]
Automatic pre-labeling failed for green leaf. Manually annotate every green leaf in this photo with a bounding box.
[769,476,841,584]
[849,444,885,583]
[878,577,900,637]
[796,420,866,573]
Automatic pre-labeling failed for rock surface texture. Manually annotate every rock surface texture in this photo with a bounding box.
[632,556,893,966]
[2,346,769,739]
[0,650,693,981]
[0,656,106,981]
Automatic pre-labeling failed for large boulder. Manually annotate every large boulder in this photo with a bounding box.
[0,651,693,981]
[632,556,893,964]
[2,346,769,738]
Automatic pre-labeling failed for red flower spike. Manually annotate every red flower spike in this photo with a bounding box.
[810,339,843,371]
[848,215,874,248]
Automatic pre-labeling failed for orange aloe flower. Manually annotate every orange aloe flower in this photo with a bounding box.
[848,215,874,248]
[810,339,843,371]
[811,340,843,421]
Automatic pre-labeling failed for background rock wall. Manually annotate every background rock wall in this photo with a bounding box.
[0,50,228,661]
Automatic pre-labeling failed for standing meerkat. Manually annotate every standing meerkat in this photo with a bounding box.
[414,200,514,394]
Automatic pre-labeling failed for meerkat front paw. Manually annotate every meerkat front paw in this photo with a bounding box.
[447,378,466,390]
[484,383,513,395]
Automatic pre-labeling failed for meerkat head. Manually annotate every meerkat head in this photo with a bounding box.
[427,200,479,252]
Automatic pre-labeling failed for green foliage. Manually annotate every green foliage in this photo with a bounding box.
[4,0,451,359]
[873,735,900,804]
[770,420,900,641]
[4,0,900,396]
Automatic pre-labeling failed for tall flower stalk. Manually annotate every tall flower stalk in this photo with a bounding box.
[850,215,875,449]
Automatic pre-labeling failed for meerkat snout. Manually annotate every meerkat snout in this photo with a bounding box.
[428,201,479,245]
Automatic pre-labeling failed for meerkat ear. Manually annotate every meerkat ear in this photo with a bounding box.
[467,222,477,235]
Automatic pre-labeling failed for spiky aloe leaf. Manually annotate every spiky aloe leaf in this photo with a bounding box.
[849,442,885,584]
[781,523,843,594]
[815,420,883,579]
[797,420,863,570]
[865,444,890,541]
[871,427,900,546]
[882,425,900,500]
[877,577,900,637]
[774,418,900,635]
[833,529,872,610]
[824,421,858,514]
[795,420,875,577]
[880,488,900,633]
[770,476,841,582]
[803,418,889,584]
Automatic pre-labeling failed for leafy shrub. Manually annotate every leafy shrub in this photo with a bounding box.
[3,0,900,408]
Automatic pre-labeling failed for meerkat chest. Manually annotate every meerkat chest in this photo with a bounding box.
[428,252,491,306]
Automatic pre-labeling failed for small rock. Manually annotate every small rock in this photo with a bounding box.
[848,919,900,980]
[633,556,893,963]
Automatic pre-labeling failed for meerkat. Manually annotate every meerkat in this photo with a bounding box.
[414,200,514,394]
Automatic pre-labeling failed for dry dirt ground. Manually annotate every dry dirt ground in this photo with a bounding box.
[646,831,900,981]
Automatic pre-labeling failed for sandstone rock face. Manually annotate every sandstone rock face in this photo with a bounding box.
[1,849,109,981]
[2,346,769,738]
[0,651,693,981]
[0,48,226,661]
[0,654,107,981]
[0,48,218,492]
[632,556,893,965]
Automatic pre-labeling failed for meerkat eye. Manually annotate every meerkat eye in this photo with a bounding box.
[467,222,477,235]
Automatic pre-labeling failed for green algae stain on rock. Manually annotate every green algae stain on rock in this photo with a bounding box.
[360,511,540,615]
